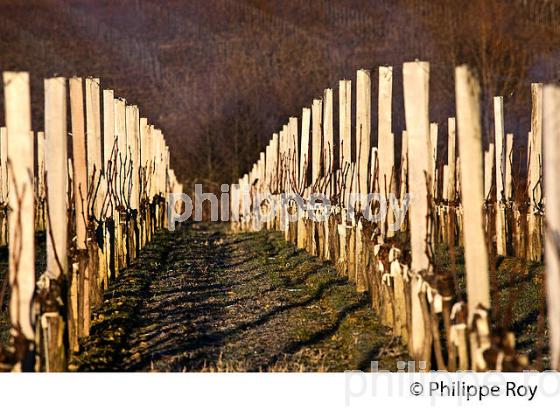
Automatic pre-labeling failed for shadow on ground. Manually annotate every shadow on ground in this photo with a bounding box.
[74,223,406,372]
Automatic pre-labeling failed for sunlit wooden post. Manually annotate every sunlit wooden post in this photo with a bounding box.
[34,131,46,231]
[322,89,334,259]
[528,84,543,261]
[337,80,352,274]
[543,84,560,371]
[378,66,395,235]
[494,97,507,255]
[86,77,106,313]
[149,126,158,231]
[403,61,430,364]
[103,89,116,281]
[447,118,456,203]
[114,98,127,270]
[297,108,311,249]
[355,70,371,292]
[269,132,278,231]
[323,89,334,197]
[442,165,449,202]
[339,80,351,169]
[356,69,371,206]
[0,127,7,245]
[44,77,68,370]
[310,99,323,255]
[484,144,494,202]
[140,117,149,247]
[85,78,103,217]
[289,116,299,241]
[399,130,409,210]
[70,79,88,252]
[4,72,35,370]
[126,105,140,259]
[505,133,513,201]
[430,122,438,200]
[311,99,322,187]
[69,77,88,347]
[288,117,298,193]
[456,65,491,370]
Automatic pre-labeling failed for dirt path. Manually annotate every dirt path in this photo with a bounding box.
[75,223,406,372]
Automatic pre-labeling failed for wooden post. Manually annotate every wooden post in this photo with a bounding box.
[456,66,492,370]
[339,80,352,169]
[484,143,495,201]
[447,118,456,202]
[543,85,560,370]
[455,65,491,320]
[311,99,322,186]
[297,108,311,249]
[442,165,449,201]
[299,108,311,190]
[114,98,127,270]
[69,78,88,348]
[0,127,7,245]
[402,62,430,363]
[356,69,371,203]
[140,117,149,247]
[323,89,334,197]
[378,66,395,235]
[70,78,88,251]
[4,72,35,370]
[127,106,140,259]
[102,89,116,283]
[505,133,514,201]
[528,84,543,261]
[126,105,140,210]
[0,127,6,204]
[44,77,68,371]
[85,78,103,216]
[86,78,106,312]
[494,97,507,255]
[429,123,438,200]
[322,89,334,259]
[399,130,409,207]
[34,131,46,232]
[288,116,299,193]
[115,98,127,206]
[103,90,116,182]
[494,97,506,202]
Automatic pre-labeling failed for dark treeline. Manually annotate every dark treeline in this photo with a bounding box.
[0,0,558,190]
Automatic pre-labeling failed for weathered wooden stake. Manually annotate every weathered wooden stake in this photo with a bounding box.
[528,84,543,261]
[399,130,409,208]
[402,61,430,363]
[4,72,35,370]
[44,77,68,371]
[69,77,88,348]
[430,122,438,199]
[339,80,352,169]
[0,127,7,245]
[455,66,491,370]
[103,89,116,282]
[378,66,395,235]
[505,133,514,201]
[494,96,507,255]
[484,143,494,201]
[356,69,371,204]
[323,89,334,197]
[543,84,560,370]
[311,99,323,186]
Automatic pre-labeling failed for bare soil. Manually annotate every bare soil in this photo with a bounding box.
[73,223,406,372]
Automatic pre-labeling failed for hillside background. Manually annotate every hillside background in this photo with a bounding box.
[0,0,559,190]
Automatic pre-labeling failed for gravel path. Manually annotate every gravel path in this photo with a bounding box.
[75,223,406,372]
